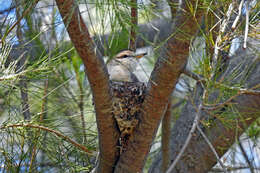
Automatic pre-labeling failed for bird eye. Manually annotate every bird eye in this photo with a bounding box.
[123,55,128,58]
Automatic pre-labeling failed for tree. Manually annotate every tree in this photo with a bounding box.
[0,0,259,172]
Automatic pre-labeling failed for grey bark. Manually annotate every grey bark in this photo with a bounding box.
[149,37,260,173]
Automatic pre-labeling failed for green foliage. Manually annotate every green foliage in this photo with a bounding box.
[0,1,97,171]
[0,0,259,172]
[247,120,260,142]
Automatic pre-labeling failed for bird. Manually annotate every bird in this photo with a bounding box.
[107,50,147,82]
[107,50,147,153]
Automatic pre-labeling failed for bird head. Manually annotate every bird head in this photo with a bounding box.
[107,50,147,82]
[113,50,147,72]
[115,50,147,59]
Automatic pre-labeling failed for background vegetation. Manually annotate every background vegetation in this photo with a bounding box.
[0,0,259,172]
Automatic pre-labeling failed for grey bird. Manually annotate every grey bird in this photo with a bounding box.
[107,50,147,82]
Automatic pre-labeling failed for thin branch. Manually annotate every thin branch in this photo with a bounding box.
[0,123,95,155]
[212,166,260,172]
[60,75,90,141]
[19,80,31,120]
[73,61,87,144]
[1,0,39,43]
[182,68,205,82]
[213,3,234,65]
[238,139,255,173]
[129,0,138,51]
[183,68,260,111]
[162,100,171,172]
[232,0,244,30]
[166,93,205,173]
[21,76,75,119]
[171,99,185,109]
[203,84,260,111]
[161,99,183,172]
[115,0,206,171]
[15,0,32,121]
[78,80,87,144]
[167,0,179,18]
[197,125,227,173]
[243,0,249,49]
[55,0,118,172]
[40,79,49,122]
[28,79,49,172]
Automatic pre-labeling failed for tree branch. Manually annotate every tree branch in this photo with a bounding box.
[149,39,260,172]
[1,123,94,155]
[196,125,227,173]
[1,0,39,43]
[129,0,138,51]
[238,139,255,173]
[166,90,205,173]
[161,100,171,172]
[55,1,119,172]
[115,0,206,172]
[15,0,32,121]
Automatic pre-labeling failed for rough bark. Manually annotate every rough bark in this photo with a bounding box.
[162,101,172,172]
[129,0,138,51]
[54,1,260,173]
[55,1,119,172]
[114,1,206,172]
[149,38,260,173]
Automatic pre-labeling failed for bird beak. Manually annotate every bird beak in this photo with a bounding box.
[134,52,147,59]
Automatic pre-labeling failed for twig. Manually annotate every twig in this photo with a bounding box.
[58,70,78,105]
[1,0,39,43]
[20,79,31,120]
[197,125,227,173]
[129,0,138,51]
[212,166,260,172]
[238,139,255,173]
[40,80,49,121]
[183,68,260,111]
[14,2,35,170]
[78,81,87,144]
[166,92,205,173]
[232,0,244,30]
[22,76,74,117]
[15,0,31,121]
[243,0,249,49]
[203,85,260,111]
[171,99,185,109]
[213,3,234,65]
[182,68,205,82]
[72,61,87,144]
[162,99,184,171]
[0,123,95,155]
[28,79,49,172]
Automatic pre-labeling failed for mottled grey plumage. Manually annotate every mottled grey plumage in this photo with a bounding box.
[111,81,146,154]
[108,50,147,153]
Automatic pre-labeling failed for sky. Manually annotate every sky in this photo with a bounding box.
[0,0,12,12]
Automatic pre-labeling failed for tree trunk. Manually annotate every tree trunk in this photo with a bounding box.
[55,0,260,173]
[149,38,260,173]
[55,0,119,172]
[114,0,205,172]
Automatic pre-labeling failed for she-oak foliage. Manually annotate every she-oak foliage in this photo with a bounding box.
[0,0,259,173]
